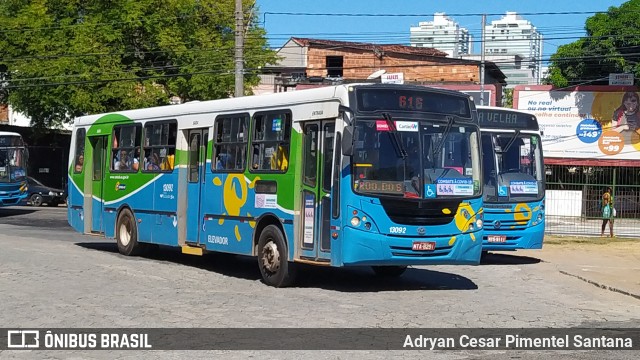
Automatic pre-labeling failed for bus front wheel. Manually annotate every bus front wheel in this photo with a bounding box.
[116,209,144,256]
[371,266,407,277]
[257,225,296,287]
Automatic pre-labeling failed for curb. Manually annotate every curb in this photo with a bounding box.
[559,270,640,301]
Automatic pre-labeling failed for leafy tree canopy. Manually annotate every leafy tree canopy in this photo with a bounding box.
[0,0,276,128]
[546,0,640,88]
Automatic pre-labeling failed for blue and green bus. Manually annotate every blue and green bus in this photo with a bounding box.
[0,131,28,206]
[477,106,545,251]
[67,84,484,287]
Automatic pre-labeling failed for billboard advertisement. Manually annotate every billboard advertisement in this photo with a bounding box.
[513,85,640,160]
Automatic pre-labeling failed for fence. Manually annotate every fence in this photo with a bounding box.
[545,163,640,237]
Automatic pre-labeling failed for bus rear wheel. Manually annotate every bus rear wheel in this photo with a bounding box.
[371,266,407,277]
[257,225,296,287]
[116,209,145,256]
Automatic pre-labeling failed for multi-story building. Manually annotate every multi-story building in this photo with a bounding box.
[409,12,543,88]
[484,12,543,86]
[409,13,471,58]
[460,54,534,87]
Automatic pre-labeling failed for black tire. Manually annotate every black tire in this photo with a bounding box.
[371,265,408,277]
[116,208,145,256]
[257,225,296,287]
[47,200,59,207]
[30,194,43,207]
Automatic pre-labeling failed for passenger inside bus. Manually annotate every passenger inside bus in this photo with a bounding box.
[132,147,140,171]
[216,153,232,170]
[75,154,84,172]
[270,144,288,171]
[145,153,160,171]
[114,150,131,170]
[162,152,174,170]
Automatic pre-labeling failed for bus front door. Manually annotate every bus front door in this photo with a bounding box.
[300,121,335,261]
[186,128,208,245]
[89,136,107,233]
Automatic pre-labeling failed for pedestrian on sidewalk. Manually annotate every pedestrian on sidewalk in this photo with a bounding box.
[601,187,614,237]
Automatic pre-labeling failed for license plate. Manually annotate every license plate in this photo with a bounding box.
[487,235,507,243]
[412,241,436,251]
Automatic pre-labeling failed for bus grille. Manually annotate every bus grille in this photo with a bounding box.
[486,219,528,230]
[379,198,462,226]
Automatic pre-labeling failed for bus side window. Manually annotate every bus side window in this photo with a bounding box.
[74,128,86,173]
[111,124,141,172]
[213,114,248,172]
[250,111,291,172]
[143,121,177,172]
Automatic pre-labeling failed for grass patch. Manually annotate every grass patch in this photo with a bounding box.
[544,234,638,245]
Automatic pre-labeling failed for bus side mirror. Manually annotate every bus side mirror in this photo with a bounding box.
[342,125,354,156]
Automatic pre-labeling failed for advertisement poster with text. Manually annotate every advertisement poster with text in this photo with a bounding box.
[515,88,640,160]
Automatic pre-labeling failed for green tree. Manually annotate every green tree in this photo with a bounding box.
[503,88,513,108]
[545,0,640,88]
[0,0,276,128]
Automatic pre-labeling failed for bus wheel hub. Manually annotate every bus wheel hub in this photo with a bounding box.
[261,241,280,272]
[119,224,130,246]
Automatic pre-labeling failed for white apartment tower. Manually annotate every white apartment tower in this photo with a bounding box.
[484,12,543,85]
[409,13,471,58]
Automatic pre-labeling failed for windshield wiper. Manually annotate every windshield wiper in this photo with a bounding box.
[432,116,455,158]
[497,130,521,154]
[382,112,407,159]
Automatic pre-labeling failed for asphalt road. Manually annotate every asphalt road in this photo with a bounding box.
[0,206,638,359]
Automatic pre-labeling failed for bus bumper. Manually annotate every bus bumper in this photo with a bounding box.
[0,193,28,206]
[340,226,482,266]
[482,221,545,251]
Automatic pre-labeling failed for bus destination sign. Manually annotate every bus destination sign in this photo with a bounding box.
[477,109,539,131]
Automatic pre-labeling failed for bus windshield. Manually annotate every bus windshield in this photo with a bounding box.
[481,132,543,202]
[0,147,27,182]
[352,118,481,199]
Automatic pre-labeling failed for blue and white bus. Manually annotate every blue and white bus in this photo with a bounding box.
[67,84,484,287]
[0,131,28,206]
[477,106,545,251]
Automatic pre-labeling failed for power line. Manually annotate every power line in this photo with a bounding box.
[5,50,639,90]
[262,10,610,21]
[3,30,637,64]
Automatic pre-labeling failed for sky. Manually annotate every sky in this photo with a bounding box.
[256,0,628,60]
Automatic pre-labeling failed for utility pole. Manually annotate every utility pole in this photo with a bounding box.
[480,14,486,106]
[234,0,244,97]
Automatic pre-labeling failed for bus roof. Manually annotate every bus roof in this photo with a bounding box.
[72,83,475,127]
[0,131,22,137]
[73,85,352,127]
[476,106,539,131]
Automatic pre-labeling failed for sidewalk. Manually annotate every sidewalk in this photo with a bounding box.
[532,240,640,300]
[546,216,640,238]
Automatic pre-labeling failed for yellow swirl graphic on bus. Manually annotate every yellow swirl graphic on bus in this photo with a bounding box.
[213,174,257,241]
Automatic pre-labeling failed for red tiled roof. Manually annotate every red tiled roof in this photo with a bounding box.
[290,37,447,57]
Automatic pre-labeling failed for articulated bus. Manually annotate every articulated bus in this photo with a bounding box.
[476,106,545,251]
[68,84,484,287]
[0,131,28,206]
